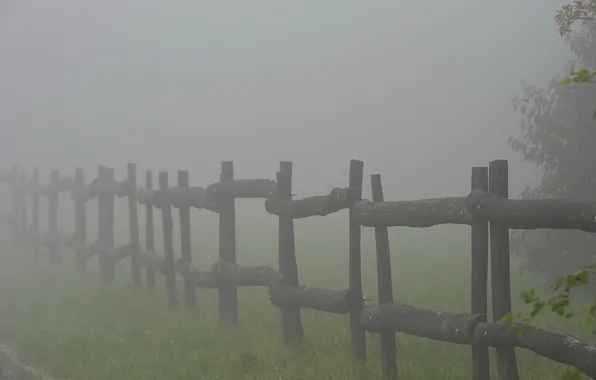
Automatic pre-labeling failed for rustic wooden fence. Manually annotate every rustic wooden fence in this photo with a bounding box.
[0,159,595,380]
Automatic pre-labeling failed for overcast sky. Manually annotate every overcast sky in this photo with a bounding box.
[0,0,571,200]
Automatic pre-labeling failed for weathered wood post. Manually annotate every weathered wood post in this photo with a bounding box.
[10,163,19,246]
[73,167,87,273]
[218,161,238,325]
[145,170,156,291]
[31,168,40,259]
[488,159,520,380]
[48,170,61,265]
[97,166,116,284]
[127,163,142,288]
[371,174,397,380]
[178,170,196,309]
[18,173,27,252]
[159,171,179,309]
[277,161,304,347]
[471,166,490,380]
[348,159,367,373]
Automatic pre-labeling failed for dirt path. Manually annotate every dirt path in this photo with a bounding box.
[0,343,60,380]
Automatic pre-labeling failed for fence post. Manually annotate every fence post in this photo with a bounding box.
[10,163,19,247]
[127,163,142,288]
[178,170,196,309]
[18,173,27,252]
[145,170,156,291]
[97,166,115,284]
[218,161,238,325]
[471,166,490,380]
[159,171,179,309]
[488,160,520,380]
[348,159,367,373]
[73,168,87,273]
[31,168,40,259]
[48,170,61,265]
[277,161,304,347]
[370,174,398,379]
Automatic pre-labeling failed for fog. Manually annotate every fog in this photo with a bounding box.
[0,0,571,200]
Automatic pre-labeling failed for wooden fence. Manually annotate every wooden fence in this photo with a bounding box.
[0,159,595,380]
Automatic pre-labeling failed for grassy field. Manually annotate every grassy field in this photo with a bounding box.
[0,214,591,379]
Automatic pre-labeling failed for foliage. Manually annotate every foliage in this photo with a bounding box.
[508,2,596,379]
[510,8,596,283]
[555,0,596,36]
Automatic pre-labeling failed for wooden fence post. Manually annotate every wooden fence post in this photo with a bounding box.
[277,161,304,347]
[18,173,27,252]
[159,171,179,309]
[371,174,397,380]
[73,168,87,273]
[11,163,19,246]
[127,163,142,288]
[145,170,156,292]
[48,170,61,265]
[488,160,520,380]
[471,166,490,380]
[178,170,196,309]
[218,161,238,325]
[31,168,40,259]
[97,166,115,284]
[348,159,367,372]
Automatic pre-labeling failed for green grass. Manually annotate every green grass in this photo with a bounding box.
[0,220,591,380]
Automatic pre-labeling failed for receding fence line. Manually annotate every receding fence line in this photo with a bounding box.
[1,159,595,380]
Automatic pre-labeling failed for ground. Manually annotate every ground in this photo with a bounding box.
[0,218,589,379]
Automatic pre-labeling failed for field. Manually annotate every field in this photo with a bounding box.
[0,207,590,380]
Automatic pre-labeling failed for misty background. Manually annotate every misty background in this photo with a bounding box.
[0,0,572,200]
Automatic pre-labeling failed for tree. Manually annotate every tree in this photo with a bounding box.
[508,3,596,379]
[510,8,596,283]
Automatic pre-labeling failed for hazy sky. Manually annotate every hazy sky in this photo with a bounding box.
[0,0,572,200]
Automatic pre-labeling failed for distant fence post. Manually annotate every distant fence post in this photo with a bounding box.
[18,173,27,252]
[159,171,179,309]
[488,160,519,380]
[470,166,490,380]
[178,170,196,309]
[371,174,397,380]
[10,163,19,246]
[218,161,238,325]
[97,166,116,284]
[48,170,61,265]
[31,168,40,259]
[73,167,87,273]
[144,170,156,292]
[127,163,142,289]
[348,159,367,372]
[277,161,304,347]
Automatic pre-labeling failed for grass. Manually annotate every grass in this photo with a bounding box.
[0,216,591,379]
